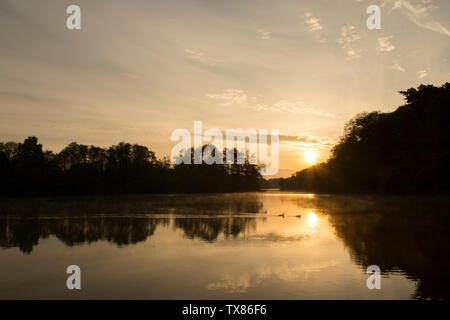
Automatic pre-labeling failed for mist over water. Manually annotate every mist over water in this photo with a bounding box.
[0,192,449,299]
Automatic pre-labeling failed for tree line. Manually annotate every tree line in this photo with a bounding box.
[0,139,262,196]
[280,83,450,194]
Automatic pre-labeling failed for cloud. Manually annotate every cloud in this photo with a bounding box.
[257,29,271,40]
[388,0,450,36]
[279,134,335,147]
[417,69,427,78]
[302,12,326,43]
[390,63,406,72]
[270,100,336,117]
[377,36,395,52]
[206,89,249,106]
[303,12,323,32]
[207,89,336,118]
[337,25,361,45]
[337,25,362,59]
[344,48,362,59]
[184,49,218,65]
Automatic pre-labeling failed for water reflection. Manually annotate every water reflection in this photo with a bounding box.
[0,193,264,252]
[0,192,449,299]
[307,212,318,227]
[173,217,257,242]
[324,197,450,300]
[0,215,266,253]
[0,216,170,253]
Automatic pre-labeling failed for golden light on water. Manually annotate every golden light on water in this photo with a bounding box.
[307,212,318,227]
[304,150,317,164]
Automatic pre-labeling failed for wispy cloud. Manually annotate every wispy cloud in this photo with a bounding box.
[303,12,323,32]
[377,36,395,52]
[337,25,362,59]
[207,89,249,106]
[184,49,218,65]
[302,12,326,43]
[207,89,335,117]
[417,69,427,78]
[390,63,406,72]
[270,100,335,117]
[257,29,271,40]
[388,0,450,36]
[337,25,361,46]
[279,134,335,147]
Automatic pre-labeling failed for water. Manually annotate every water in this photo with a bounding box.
[0,191,449,299]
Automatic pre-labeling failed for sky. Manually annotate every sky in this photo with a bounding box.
[0,0,449,177]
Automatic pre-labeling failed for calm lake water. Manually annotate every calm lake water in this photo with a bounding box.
[0,191,449,299]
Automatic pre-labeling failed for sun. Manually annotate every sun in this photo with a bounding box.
[304,150,317,164]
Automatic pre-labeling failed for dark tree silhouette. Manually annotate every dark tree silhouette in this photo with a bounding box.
[0,138,262,196]
[280,83,450,194]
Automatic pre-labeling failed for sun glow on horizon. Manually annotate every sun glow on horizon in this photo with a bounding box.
[304,150,318,164]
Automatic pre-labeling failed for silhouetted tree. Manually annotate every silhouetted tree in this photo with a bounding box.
[281,83,450,194]
[0,138,263,196]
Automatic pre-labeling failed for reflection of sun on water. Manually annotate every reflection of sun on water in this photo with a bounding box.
[307,212,318,227]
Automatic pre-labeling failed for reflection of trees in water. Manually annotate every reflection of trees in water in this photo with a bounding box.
[0,217,170,254]
[291,195,450,300]
[0,215,259,253]
[0,193,265,253]
[0,193,264,216]
[173,217,257,242]
[54,217,169,247]
[170,193,263,214]
[0,217,41,254]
